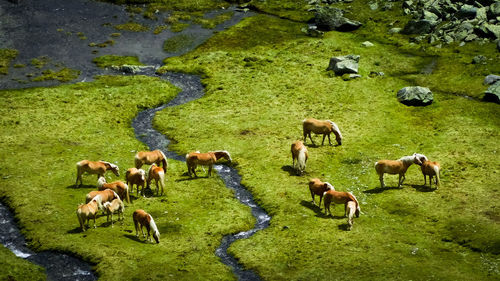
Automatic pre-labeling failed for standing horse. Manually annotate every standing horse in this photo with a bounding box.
[308,178,335,207]
[185,150,232,178]
[134,150,167,169]
[103,198,124,227]
[323,190,360,218]
[374,153,425,189]
[76,195,103,231]
[420,159,441,188]
[126,168,146,197]
[146,164,166,196]
[133,209,160,243]
[75,160,119,186]
[303,118,342,146]
[86,189,120,205]
[97,176,130,203]
[291,140,308,176]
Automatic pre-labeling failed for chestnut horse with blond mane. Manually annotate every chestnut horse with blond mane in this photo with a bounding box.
[133,209,160,243]
[134,150,167,169]
[97,176,130,203]
[420,159,441,189]
[75,160,119,187]
[147,164,166,196]
[303,118,342,146]
[76,194,103,231]
[291,140,308,176]
[185,150,232,178]
[308,178,334,207]
[323,190,360,218]
[126,168,146,197]
[374,153,426,189]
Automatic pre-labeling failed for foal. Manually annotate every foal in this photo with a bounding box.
[420,159,441,188]
[374,153,425,188]
[97,176,130,203]
[75,160,119,186]
[291,140,308,176]
[76,195,103,231]
[103,198,124,227]
[126,168,146,197]
[308,178,334,207]
[133,209,160,243]
[302,118,342,146]
[146,164,165,196]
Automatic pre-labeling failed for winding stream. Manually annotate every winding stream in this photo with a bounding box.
[132,70,271,280]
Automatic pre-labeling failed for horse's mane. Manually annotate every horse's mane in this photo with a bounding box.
[213,150,232,161]
[326,120,342,138]
[324,182,335,191]
[97,176,106,186]
[100,161,118,170]
[148,214,159,234]
[399,155,415,165]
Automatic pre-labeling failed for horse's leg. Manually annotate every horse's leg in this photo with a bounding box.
[379,174,385,189]
[327,133,332,145]
[155,179,159,196]
[429,175,433,188]
[318,195,323,209]
[322,134,326,146]
[93,213,96,228]
[110,213,114,227]
[423,174,427,185]
[308,132,315,146]
[134,219,139,237]
[310,190,315,205]
[208,165,212,177]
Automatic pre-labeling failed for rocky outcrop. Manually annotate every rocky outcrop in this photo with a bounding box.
[111,65,155,74]
[397,86,434,106]
[313,6,362,32]
[327,54,360,75]
[483,81,500,103]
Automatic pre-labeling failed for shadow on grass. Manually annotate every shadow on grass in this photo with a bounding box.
[337,223,351,231]
[411,184,437,192]
[363,185,401,194]
[67,227,82,234]
[124,234,144,243]
[300,200,323,215]
[282,165,308,177]
[66,184,95,189]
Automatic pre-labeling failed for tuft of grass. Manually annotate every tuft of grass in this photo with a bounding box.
[163,34,195,53]
[0,245,45,281]
[170,22,190,33]
[114,22,149,32]
[30,68,81,82]
[92,55,144,68]
[0,49,19,75]
[30,56,50,69]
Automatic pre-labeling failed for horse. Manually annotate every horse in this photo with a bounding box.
[374,153,426,188]
[146,164,166,196]
[323,190,360,218]
[346,199,357,231]
[308,178,335,207]
[134,150,167,169]
[302,118,342,146]
[291,140,308,176]
[420,159,441,188]
[133,209,160,243]
[76,195,103,231]
[185,150,232,178]
[86,189,120,204]
[97,176,130,203]
[126,168,146,197]
[103,198,124,227]
[75,160,119,186]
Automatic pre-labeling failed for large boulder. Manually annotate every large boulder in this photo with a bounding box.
[401,19,436,35]
[327,54,360,75]
[397,86,434,106]
[483,81,500,103]
[484,74,500,85]
[314,7,362,32]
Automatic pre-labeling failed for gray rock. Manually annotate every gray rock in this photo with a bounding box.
[484,74,500,85]
[483,81,500,103]
[423,10,439,22]
[457,4,478,19]
[314,7,362,32]
[402,19,436,35]
[485,23,500,39]
[472,55,487,64]
[388,27,402,34]
[342,73,362,80]
[301,26,324,38]
[490,2,500,17]
[369,1,378,10]
[327,54,360,75]
[397,86,434,106]
[112,64,154,74]
[361,41,374,47]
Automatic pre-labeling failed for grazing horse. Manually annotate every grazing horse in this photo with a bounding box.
[420,159,441,188]
[291,140,308,176]
[75,160,119,186]
[76,195,103,231]
[126,168,146,197]
[346,200,357,231]
[303,118,342,146]
[185,150,232,178]
[134,150,167,169]
[147,164,166,196]
[133,209,160,243]
[86,189,119,206]
[103,198,124,227]
[374,153,426,189]
[308,178,335,207]
[323,190,360,218]
[97,176,130,203]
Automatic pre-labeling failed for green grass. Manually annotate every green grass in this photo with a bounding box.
[0,245,45,281]
[0,49,19,75]
[163,34,196,53]
[0,75,253,280]
[92,55,145,68]
[155,14,500,280]
[114,22,149,32]
[31,68,81,82]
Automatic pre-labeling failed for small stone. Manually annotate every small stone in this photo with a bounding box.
[484,74,500,85]
[361,41,374,47]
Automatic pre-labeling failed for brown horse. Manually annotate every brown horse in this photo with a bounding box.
[97,176,130,203]
[133,209,160,243]
[303,118,342,146]
[146,164,165,196]
[185,150,232,177]
[126,168,146,197]
[75,160,119,186]
[86,189,119,205]
[374,153,426,188]
[308,178,334,207]
[291,140,308,176]
[420,159,441,188]
[76,195,102,231]
[134,150,167,169]
[103,198,124,227]
[323,190,360,218]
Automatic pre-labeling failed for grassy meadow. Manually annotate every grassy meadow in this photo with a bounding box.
[1,0,499,280]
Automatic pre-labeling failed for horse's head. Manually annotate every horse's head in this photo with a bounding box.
[324,182,335,191]
[97,176,106,187]
[103,161,120,177]
[412,153,427,166]
[153,230,160,244]
[327,121,342,145]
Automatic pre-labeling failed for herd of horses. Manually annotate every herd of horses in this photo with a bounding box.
[75,117,441,238]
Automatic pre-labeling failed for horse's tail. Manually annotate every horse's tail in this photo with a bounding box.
[433,164,440,187]
[159,170,165,189]
[348,192,360,218]
[297,148,307,174]
[158,150,168,170]
[124,182,131,203]
[76,206,84,230]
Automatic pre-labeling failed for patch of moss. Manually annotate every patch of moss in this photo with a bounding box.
[163,34,195,53]
[30,56,50,69]
[170,22,190,33]
[153,25,168,34]
[0,49,19,75]
[114,22,149,32]
[192,11,234,29]
[31,68,80,82]
[92,55,144,68]
[110,33,121,37]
